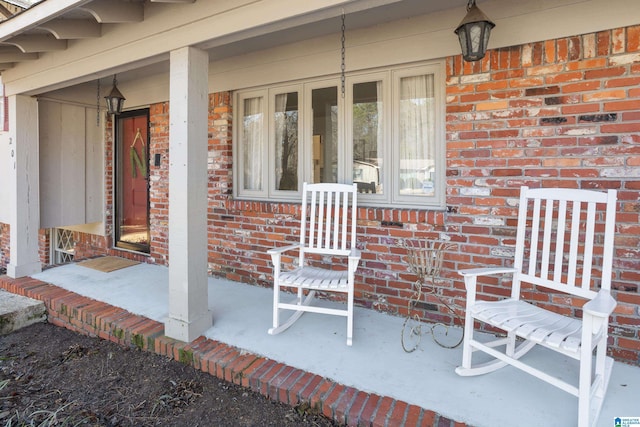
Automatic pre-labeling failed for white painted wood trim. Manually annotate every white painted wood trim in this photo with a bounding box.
[166,46,211,342]
[6,95,41,278]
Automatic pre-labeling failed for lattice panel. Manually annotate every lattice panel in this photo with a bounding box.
[52,228,75,264]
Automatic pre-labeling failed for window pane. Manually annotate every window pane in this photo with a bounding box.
[242,97,263,190]
[312,87,338,183]
[399,74,435,196]
[353,81,382,194]
[274,92,299,191]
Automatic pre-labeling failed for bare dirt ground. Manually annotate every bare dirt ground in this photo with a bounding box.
[0,322,339,426]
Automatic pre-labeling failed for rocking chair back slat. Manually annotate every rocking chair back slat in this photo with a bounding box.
[552,199,567,283]
[567,200,581,287]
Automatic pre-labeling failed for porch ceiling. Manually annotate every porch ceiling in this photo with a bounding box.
[0,0,468,88]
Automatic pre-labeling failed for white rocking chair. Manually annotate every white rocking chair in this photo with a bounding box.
[456,186,617,427]
[267,182,361,345]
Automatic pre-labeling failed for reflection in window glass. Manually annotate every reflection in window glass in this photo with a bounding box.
[243,97,263,190]
[274,92,299,191]
[312,87,338,183]
[399,74,435,196]
[352,81,382,195]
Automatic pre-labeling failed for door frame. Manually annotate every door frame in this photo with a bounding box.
[114,109,151,253]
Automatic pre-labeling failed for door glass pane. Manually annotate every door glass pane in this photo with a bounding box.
[353,81,382,194]
[399,74,435,196]
[311,87,338,183]
[274,92,298,191]
[117,114,150,251]
[242,97,264,191]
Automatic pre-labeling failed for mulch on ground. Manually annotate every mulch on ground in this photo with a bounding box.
[0,322,339,426]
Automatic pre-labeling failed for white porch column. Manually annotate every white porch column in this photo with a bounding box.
[7,95,41,278]
[165,46,212,342]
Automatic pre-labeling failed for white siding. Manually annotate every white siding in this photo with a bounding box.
[38,100,104,229]
[0,132,10,223]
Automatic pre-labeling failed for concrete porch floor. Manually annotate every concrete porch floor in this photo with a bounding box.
[10,262,637,427]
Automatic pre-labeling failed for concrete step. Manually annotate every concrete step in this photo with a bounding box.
[0,289,47,335]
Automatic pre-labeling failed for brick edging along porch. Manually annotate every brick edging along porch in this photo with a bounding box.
[0,276,466,427]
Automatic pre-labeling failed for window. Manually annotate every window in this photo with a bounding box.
[234,62,445,208]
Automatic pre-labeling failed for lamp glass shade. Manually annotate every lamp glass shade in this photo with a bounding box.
[455,3,495,62]
[104,84,126,115]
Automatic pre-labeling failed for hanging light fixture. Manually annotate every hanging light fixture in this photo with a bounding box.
[104,74,126,115]
[455,0,495,62]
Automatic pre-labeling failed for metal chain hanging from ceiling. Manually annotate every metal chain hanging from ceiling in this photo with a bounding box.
[341,10,346,98]
[96,78,100,127]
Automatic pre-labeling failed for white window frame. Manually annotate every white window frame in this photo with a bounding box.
[235,89,268,199]
[391,63,446,208]
[234,60,446,209]
[346,71,390,202]
[303,78,343,185]
[270,84,304,200]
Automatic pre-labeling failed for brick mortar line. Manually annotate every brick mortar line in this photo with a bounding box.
[0,276,466,427]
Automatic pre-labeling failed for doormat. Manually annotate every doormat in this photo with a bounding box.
[78,256,140,273]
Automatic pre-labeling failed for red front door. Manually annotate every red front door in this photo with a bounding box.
[116,111,150,252]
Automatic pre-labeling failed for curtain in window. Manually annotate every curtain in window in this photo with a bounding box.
[274,92,298,191]
[243,97,263,190]
[399,74,435,194]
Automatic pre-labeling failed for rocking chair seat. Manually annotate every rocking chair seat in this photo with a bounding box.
[280,264,353,292]
[470,298,586,355]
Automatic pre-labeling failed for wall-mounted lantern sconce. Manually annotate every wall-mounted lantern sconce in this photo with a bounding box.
[104,74,126,115]
[455,0,495,62]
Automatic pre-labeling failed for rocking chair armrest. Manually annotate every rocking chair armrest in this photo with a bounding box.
[458,267,517,278]
[583,290,617,318]
[267,244,301,262]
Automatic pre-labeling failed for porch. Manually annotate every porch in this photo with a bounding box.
[4,261,638,427]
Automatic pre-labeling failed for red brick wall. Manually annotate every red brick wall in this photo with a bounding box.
[148,102,170,265]
[445,25,640,363]
[0,222,8,272]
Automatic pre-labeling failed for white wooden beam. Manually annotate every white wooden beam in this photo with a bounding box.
[78,0,143,23]
[0,4,12,19]
[40,19,102,39]
[0,0,94,41]
[0,47,39,62]
[6,95,41,278]
[165,46,211,342]
[3,35,67,53]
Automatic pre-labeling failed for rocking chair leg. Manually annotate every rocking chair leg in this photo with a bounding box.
[506,331,517,357]
[577,345,592,427]
[346,290,354,346]
[459,277,477,370]
[271,283,281,332]
[459,314,474,370]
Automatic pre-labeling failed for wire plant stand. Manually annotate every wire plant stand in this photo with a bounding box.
[400,240,463,353]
